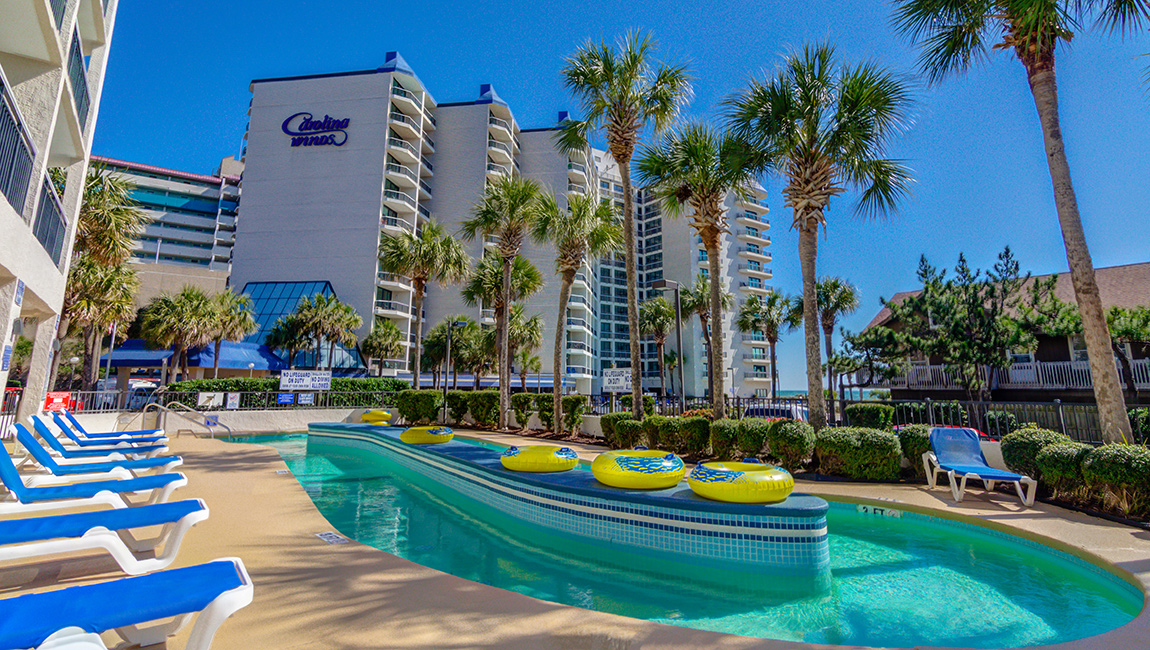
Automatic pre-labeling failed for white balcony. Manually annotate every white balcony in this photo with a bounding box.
[736,212,767,227]
[741,353,770,364]
[737,264,773,279]
[388,111,420,140]
[566,317,591,332]
[391,85,422,117]
[481,308,495,322]
[738,281,770,295]
[374,300,412,319]
[387,137,419,165]
[743,371,772,382]
[422,106,437,131]
[488,115,512,139]
[421,135,435,155]
[567,183,586,196]
[380,215,414,235]
[736,245,770,261]
[376,272,413,291]
[487,139,512,164]
[384,162,417,188]
[383,188,417,214]
[736,229,771,245]
[420,155,434,178]
[568,161,586,182]
[862,359,1150,391]
[486,162,510,181]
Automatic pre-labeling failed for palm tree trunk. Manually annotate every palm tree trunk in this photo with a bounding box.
[328,341,336,371]
[412,286,425,390]
[553,272,574,434]
[656,341,666,400]
[213,339,222,379]
[46,317,69,391]
[618,157,643,421]
[769,339,778,400]
[798,226,825,431]
[520,371,527,392]
[701,315,713,400]
[181,349,190,382]
[79,325,95,391]
[1025,61,1131,443]
[498,258,512,430]
[706,237,726,419]
[823,323,835,424]
[287,346,296,370]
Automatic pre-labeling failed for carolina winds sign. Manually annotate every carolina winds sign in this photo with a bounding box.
[282,112,350,147]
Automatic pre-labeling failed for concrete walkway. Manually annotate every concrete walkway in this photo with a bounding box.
[2,429,1148,650]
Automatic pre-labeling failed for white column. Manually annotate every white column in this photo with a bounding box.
[16,315,59,420]
[0,279,19,388]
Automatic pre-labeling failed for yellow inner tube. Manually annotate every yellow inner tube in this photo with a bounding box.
[500,445,579,473]
[591,450,686,490]
[687,461,794,504]
[361,409,394,424]
[400,426,454,444]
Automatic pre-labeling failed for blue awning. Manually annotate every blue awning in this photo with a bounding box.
[100,339,287,371]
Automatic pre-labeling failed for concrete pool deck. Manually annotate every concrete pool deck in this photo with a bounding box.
[3,429,1149,650]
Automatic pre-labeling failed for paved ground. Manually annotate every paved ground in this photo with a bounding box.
[3,429,1149,649]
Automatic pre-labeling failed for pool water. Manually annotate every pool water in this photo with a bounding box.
[229,434,1142,648]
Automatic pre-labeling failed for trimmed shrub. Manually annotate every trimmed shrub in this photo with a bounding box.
[510,393,535,429]
[681,408,713,419]
[1129,408,1150,444]
[681,417,710,456]
[466,390,500,428]
[446,390,470,422]
[815,427,901,481]
[396,389,443,424]
[644,415,683,452]
[984,410,1021,438]
[620,394,656,416]
[737,418,773,456]
[1001,427,1070,482]
[931,401,968,427]
[844,403,894,430]
[766,420,815,471]
[614,419,646,449]
[710,419,740,460]
[897,424,932,477]
[1082,444,1150,517]
[562,395,587,433]
[1036,442,1093,495]
[600,412,634,447]
[535,394,554,431]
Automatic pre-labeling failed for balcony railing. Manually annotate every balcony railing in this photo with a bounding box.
[742,333,767,342]
[568,161,586,174]
[488,139,511,156]
[0,80,35,216]
[385,163,416,183]
[566,366,592,376]
[419,179,432,197]
[486,162,510,176]
[377,272,412,286]
[374,300,411,315]
[568,341,591,352]
[862,359,1150,391]
[481,308,495,320]
[389,111,417,129]
[421,156,433,173]
[567,183,586,195]
[387,137,417,156]
[488,115,511,132]
[566,317,589,330]
[51,0,67,28]
[380,215,414,231]
[417,205,430,219]
[423,135,435,150]
[383,188,416,209]
[391,86,417,103]
[68,31,91,128]
[32,179,67,266]
[423,108,436,128]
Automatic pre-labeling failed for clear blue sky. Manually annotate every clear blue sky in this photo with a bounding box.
[93,1,1149,390]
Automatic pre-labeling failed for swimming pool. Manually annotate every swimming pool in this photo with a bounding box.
[226,433,1142,648]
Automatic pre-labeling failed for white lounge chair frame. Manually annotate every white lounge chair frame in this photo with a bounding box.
[923,451,1037,506]
[0,476,188,515]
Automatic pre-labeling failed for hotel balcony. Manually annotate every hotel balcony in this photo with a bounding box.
[741,333,768,343]
[736,246,771,261]
[738,281,770,295]
[567,341,594,358]
[421,134,435,154]
[737,263,773,279]
[422,105,437,131]
[863,359,1150,392]
[567,293,591,311]
[566,317,591,333]
[741,352,770,364]
[736,229,771,245]
[737,195,770,210]
[2,0,65,65]
[481,308,495,323]
[743,371,772,382]
[374,299,412,319]
[390,85,422,118]
[380,214,415,235]
[388,110,420,140]
[567,183,586,196]
[488,115,512,140]
[566,365,593,378]
[484,235,499,249]
[383,188,417,214]
[487,139,512,164]
[486,162,510,181]
[0,80,36,219]
[387,137,419,165]
[384,162,418,188]
[377,272,413,292]
[418,179,432,200]
[567,161,587,182]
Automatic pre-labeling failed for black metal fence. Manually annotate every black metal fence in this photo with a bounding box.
[1,388,22,439]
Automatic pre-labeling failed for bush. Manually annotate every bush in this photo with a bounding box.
[644,415,683,452]
[893,401,930,425]
[562,395,587,432]
[1129,408,1150,445]
[984,410,1021,438]
[844,403,894,430]
[815,427,901,481]
[681,407,713,419]
[466,390,500,428]
[736,418,773,456]
[446,390,470,422]
[620,394,655,416]
[931,401,968,427]
[1036,442,1093,495]
[396,389,443,424]
[681,417,710,456]
[766,420,815,471]
[614,419,646,449]
[510,393,535,429]
[1000,427,1070,482]
[710,419,740,460]
[535,394,555,431]
[600,412,634,447]
[1082,444,1150,517]
[897,424,932,477]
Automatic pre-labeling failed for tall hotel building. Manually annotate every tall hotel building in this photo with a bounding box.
[233,52,774,395]
[0,0,120,413]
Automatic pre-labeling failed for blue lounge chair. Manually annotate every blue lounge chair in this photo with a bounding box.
[13,423,181,480]
[0,558,253,650]
[0,499,209,575]
[62,409,164,439]
[0,444,186,515]
[923,427,1036,506]
[49,413,166,446]
[31,417,168,459]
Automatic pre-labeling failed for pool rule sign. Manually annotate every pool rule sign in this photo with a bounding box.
[602,368,631,393]
[279,370,332,391]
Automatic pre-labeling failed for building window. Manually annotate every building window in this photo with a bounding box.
[747,260,761,272]
[1068,336,1089,362]
[746,243,760,255]
[746,226,758,238]
[748,277,762,289]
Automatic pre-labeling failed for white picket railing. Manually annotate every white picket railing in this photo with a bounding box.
[863,358,1150,391]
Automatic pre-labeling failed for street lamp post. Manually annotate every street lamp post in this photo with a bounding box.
[651,279,686,415]
[247,362,255,378]
[69,357,79,391]
[442,321,467,423]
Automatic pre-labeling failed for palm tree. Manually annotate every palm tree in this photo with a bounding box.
[516,348,542,392]
[507,303,544,373]
[461,176,547,429]
[533,192,623,432]
[736,290,798,401]
[265,314,310,370]
[639,297,676,400]
[636,123,761,418]
[65,256,138,390]
[663,350,680,399]
[141,285,216,383]
[209,289,256,379]
[892,2,1144,443]
[680,273,733,401]
[558,30,692,420]
[362,320,405,377]
[787,278,859,420]
[379,220,470,387]
[726,43,914,431]
[461,253,544,389]
[324,301,363,371]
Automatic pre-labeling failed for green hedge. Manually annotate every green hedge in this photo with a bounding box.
[815,427,901,481]
[1000,427,1070,482]
[984,410,1021,437]
[710,419,740,460]
[467,390,499,428]
[893,402,930,426]
[1036,442,1093,496]
[167,377,409,393]
[897,424,932,477]
[736,418,772,456]
[396,389,442,424]
[1082,444,1150,517]
[620,394,655,417]
[614,419,646,449]
[562,395,587,432]
[766,420,815,471]
[681,417,710,457]
[931,401,968,427]
[510,393,535,428]
[1129,408,1150,444]
[535,394,554,431]
[446,390,470,422]
[601,412,634,448]
[644,415,682,452]
[845,403,894,430]
[891,401,967,427]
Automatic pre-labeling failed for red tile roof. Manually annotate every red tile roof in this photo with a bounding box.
[91,155,223,185]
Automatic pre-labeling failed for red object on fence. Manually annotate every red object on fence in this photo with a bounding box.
[43,392,72,412]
